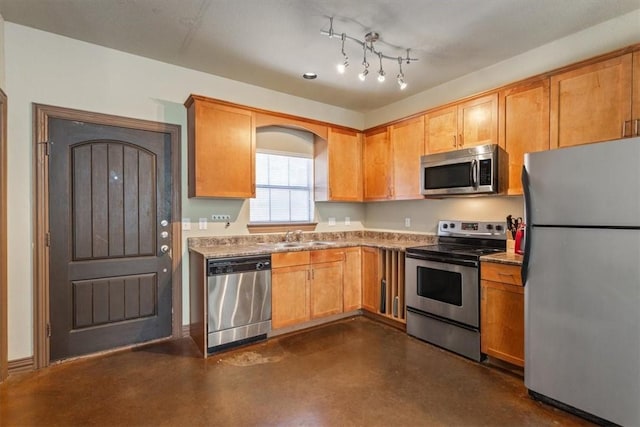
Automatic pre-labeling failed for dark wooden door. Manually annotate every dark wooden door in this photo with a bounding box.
[48,118,173,361]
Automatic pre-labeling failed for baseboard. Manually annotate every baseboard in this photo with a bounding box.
[362,310,407,331]
[8,356,34,375]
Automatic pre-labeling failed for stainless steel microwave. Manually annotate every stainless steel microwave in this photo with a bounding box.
[420,144,508,197]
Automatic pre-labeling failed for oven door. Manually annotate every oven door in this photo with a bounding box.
[405,255,479,328]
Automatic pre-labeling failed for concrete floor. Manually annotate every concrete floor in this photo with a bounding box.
[1,317,592,426]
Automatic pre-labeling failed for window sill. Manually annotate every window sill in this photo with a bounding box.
[247,223,318,234]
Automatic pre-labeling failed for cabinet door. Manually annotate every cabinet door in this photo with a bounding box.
[271,265,309,329]
[363,127,392,200]
[458,93,498,149]
[632,52,640,137]
[187,98,255,198]
[343,247,362,311]
[327,128,363,201]
[361,247,381,313]
[550,54,633,148]
[310,261,343,319]
[425,105,458,154]
[481,279,524,367]
[499,80,550,195]
[390,116,425,200]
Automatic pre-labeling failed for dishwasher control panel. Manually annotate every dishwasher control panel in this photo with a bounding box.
[207,255,272,276]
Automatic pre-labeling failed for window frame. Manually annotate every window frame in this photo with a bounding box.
[248,149,316,229]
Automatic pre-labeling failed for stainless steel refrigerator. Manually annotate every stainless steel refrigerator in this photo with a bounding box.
[522,137,640,426]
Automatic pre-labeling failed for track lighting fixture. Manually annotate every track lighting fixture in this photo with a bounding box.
[397,56,407,90]
[358,41,369,81]
[336,33,349,74]
[377,53,386,82]
[321,17,417,89]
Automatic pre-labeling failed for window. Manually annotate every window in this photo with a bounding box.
[250,152,314,223]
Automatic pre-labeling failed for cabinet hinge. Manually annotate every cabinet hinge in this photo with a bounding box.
[46,323,51,338]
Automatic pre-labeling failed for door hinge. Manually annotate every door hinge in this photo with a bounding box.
[46,232,51,247]
[46,323,51,338]
[39,140,51,156]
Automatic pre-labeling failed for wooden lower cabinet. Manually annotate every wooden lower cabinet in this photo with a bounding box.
[480,262,524,367]
[271,264,310,329]
[310,261,343,318]
[272,249,346,330]
[361,247,381,313]
[343,247,362,311]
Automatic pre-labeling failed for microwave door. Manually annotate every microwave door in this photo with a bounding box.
[423,161,473,195]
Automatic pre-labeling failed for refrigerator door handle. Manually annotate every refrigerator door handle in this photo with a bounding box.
[521,165,532,285]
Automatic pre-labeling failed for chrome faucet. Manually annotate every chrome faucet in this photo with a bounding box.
[284,230,294,242]
[294,229,303,242]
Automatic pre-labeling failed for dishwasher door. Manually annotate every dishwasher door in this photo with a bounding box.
[207,257,271,351]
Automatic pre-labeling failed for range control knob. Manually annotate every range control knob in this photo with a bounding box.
[442,223,448,229]
[495,225,503,231]
[449,223,456,229]
[486,224,493,230]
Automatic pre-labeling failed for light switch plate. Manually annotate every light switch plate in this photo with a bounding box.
[345,217,351,226]
[182,218,191,231]
[199,218,208,230]
[405,217,411,228]
[328,217,336,226]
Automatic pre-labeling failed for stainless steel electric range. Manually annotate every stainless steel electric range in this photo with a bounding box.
[405,220,507,361]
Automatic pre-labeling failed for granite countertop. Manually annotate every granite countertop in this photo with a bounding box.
[188,230,437,259]
[480,252,524,266]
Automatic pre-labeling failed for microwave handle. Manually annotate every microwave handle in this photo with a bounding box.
[470,159,478,188]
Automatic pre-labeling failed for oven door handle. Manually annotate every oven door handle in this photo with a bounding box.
[406,254,479,268]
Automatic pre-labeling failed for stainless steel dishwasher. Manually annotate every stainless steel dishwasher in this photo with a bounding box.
[207,255,271,352]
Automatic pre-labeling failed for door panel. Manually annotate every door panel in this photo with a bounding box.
[49,118,173,361]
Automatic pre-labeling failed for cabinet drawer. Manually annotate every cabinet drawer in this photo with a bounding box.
[310,248,345,264]
[481,262,522,286]
[272,251,311,268]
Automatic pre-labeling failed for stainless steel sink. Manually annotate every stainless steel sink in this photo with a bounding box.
[272,241,336,249]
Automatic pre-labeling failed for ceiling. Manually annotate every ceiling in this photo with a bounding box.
[1,0,639,112]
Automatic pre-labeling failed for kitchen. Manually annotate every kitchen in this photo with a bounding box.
[1,1,640,425]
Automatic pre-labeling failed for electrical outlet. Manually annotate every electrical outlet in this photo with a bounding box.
[405,217,411,228]
[198,218,208,230]
[344,216,351,226]
[328,217,336,226]
[182,218,191,231]
[211,214,231,221]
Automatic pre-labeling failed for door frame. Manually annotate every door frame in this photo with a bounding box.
[0,89,7,381]
[33,104,182,369]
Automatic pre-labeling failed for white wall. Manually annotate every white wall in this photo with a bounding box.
[366,9,640,127]
[365,197,524,234]
[4,23,364,360]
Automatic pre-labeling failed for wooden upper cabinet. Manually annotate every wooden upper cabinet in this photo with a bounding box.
[363,127,392,201]
[390,116,425,200]
[185,96,255,198]
[314,128,363,202]
[550,54,633,148]
[458,93,499,149]
[425,93,498,154]
[499,79,550,195]
[425,105,458,154]
[632,51,640,137]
